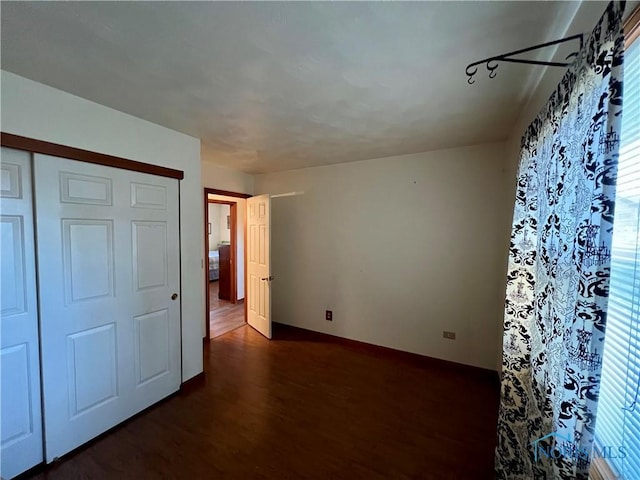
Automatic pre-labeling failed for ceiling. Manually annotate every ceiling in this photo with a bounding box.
[1,1,589,173]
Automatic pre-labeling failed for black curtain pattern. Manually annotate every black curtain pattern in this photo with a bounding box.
[495,2,625,479]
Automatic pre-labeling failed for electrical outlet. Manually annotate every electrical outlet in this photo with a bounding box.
[443,331,456,340]
[325,310,333,321]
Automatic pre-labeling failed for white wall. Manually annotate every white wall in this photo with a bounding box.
[255,142,510,371]
[207,203,231,246]
[202,160,254,195]
[219,204,231,243]
[208,203,221,247]
[1,70,204,381]
[235,199,246,300]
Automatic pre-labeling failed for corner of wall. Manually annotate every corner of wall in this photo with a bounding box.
[200,159,255,196]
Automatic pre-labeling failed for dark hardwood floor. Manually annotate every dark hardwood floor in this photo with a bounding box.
[209,280,245,339]
[26,324,500,479]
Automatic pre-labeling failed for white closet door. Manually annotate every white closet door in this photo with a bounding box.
[0,148,44,479]
[33,154,181,462]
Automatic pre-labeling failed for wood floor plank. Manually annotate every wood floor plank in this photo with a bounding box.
[209,280,245,339]
[25,324,499,479]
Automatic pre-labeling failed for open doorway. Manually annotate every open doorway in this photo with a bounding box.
[204,189,250,339]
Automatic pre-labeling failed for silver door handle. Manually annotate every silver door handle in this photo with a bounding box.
[261,276,275,282]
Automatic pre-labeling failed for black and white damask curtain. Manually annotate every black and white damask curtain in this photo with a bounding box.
[496,2,625,479]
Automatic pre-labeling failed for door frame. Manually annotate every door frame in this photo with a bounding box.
[203,188,251,340]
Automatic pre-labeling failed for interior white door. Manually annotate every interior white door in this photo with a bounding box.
[0,148,44,479]
[33,154,181,461]
[247,194,272,338]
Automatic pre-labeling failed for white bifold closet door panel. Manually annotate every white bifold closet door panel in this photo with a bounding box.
[0,148,44,479]
[33,154,181,462]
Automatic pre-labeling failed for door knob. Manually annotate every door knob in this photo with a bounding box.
[261,276,275,282]
[171,293,179,300]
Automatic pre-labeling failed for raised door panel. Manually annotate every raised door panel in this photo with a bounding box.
[62,220,114,304]
[0,162,22,198]
[249,274,258,317]
[132,221,168,291]
[1,344,33,447]
[66,324,118,417]
[130,182,167,210]
[134,309,170,386]
[60,172,112,205]
[1,216,26,316]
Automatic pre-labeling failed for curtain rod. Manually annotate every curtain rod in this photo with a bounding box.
[465,34,584,84]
